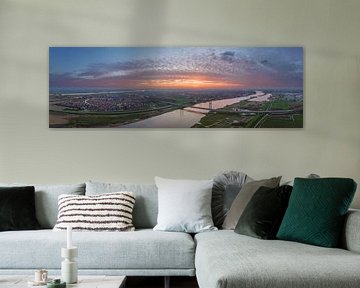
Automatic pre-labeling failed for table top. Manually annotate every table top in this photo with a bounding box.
[0,275,126,288]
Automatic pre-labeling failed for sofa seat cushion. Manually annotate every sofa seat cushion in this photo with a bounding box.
[195,230,360,288]
[0,229,195,270]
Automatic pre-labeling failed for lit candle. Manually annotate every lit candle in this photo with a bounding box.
[67,225,72,249]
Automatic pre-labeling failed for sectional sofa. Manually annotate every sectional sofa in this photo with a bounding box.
[0,181,360,288]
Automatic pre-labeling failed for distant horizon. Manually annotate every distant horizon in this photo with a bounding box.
[50,86,303,94]
[49,47,303,91]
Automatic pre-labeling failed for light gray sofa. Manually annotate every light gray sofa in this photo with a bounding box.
[195,212,360,288]
[0,181,195,280]
[0,181,360,288]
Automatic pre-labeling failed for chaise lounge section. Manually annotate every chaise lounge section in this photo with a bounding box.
[195,217,360,288]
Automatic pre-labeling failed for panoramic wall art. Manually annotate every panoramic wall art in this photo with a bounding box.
[49,47,303,128]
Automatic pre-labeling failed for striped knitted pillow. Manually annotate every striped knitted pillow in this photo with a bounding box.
[53,192,135,231]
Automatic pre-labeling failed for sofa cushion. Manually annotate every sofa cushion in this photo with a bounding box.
[0,186,40,231]
[53,192,136,232]
[86,181,158,229]
[212,171,250,228]
[342,209,360,253]
[0,183,85,228]
[0,229,195,271]
[234,185,292,239]
[277,178,357,247]
[222,176,281,229]
[195,230,360,288]
[154,177,216,233]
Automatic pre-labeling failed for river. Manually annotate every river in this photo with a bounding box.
[120,91,267,128]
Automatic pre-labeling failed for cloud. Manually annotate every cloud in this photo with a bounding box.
[65,50,258,83]
[76,59,157,79]
[220,51,235,63]
[50,48,303,89]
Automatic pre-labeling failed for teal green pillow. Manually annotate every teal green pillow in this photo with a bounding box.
[277,178,357,247]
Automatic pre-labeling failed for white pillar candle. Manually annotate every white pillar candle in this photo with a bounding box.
[67,225,72,249]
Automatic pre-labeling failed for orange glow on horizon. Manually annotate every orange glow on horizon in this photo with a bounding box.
[139,76,244,90]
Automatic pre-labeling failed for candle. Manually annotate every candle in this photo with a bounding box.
[67,225,72,249]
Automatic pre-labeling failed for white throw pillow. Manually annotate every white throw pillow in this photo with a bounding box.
[53,192,135,232]
[153,177,217,233]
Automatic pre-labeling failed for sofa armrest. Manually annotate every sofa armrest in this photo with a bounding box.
[342,209,360,253]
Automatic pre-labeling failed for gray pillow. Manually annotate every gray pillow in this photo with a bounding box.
[86,181,158,229]
[153,177,217,233]
[0,183,85,228]
[284,173,320,186]
[212,171,251,228]
[222,176,281,230]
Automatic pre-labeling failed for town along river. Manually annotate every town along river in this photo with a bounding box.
[120,91,265,128]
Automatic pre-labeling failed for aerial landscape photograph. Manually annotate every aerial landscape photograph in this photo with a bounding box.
[49,47,303,128]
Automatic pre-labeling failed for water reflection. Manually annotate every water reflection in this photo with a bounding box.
[120,91,264,128]
[121,109,203,128]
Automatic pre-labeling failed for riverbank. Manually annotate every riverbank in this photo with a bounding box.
[119,91,268,128]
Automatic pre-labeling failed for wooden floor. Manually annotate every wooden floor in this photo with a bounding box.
[126,276,199,288]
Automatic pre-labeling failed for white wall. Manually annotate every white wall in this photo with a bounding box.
[0,0,359,207]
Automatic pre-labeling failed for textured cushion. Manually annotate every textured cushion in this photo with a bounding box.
[0,183,85,228]
[212,171,251,228]
[0,229,195,271]
[235,185,292,239]
[0,186,40,231]
[195,230,360,288]
[53,192,135,232]
[222,176,281,229]
[154,177,216,233]
[277,178,357,248]
[86,181,157,229]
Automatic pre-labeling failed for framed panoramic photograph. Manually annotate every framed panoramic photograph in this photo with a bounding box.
[49,47,303,128]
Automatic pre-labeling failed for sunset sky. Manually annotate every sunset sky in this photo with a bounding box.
[49,47,303,90]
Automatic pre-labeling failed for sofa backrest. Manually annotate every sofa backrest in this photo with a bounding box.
[0,182,86,228]
[86,181,158,229]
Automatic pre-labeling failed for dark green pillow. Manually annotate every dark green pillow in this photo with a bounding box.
[277,178,357,247]
[235,185,292,239]
[0,186,41,231]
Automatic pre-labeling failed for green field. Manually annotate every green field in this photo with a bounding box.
[192,112,248,128]
[49,107,175,128]
[193,97,303,128]
[259,114,303,128]
[269,100,290,110]
[194,113,303,128]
